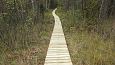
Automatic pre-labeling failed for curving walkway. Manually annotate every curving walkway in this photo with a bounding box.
[44,9,73,65]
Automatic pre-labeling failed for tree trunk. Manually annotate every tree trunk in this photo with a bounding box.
[31,0,35,10]
[0,0,4,14]
[110,0,115,17]
[99,0,113,20]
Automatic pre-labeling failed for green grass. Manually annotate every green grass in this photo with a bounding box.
[57,9,115,65]
[0,10,54,65]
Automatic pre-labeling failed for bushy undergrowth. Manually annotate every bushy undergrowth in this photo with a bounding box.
[57,9,115,65]
[0,10,54,65]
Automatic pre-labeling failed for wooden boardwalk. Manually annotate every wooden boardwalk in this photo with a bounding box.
[44,9,73,65]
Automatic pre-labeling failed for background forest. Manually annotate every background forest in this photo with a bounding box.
[0,0,115,65]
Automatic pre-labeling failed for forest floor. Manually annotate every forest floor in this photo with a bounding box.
[0,10,54,65]
[56,9,115,65]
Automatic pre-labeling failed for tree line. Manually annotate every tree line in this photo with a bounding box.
[57,0,115,40]
[59,0,115,20]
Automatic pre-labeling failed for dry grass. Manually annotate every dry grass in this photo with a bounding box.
[66,31,115,65]
[57,9,115,65]
[0,10,54,65]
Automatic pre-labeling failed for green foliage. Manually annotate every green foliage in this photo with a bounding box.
[0,0,54,65]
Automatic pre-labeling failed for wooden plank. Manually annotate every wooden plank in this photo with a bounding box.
[44,8,73,65]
